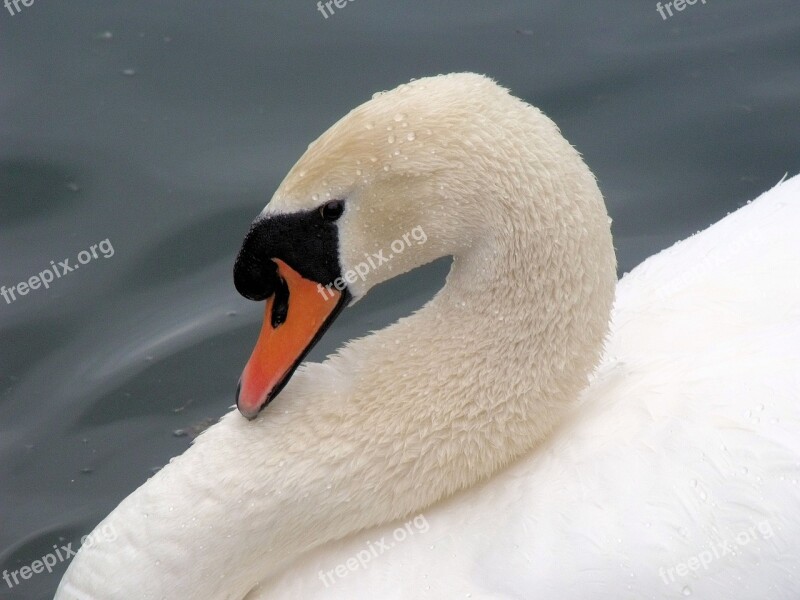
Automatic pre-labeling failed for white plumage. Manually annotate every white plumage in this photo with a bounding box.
[57,74,800,600]
[254,174,800,600]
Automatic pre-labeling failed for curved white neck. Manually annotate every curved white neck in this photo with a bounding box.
[58,108,616,600]
[62,191,612,600]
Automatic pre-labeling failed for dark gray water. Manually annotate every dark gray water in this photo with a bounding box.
[1,1,798,597]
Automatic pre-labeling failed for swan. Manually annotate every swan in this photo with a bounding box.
[55,73,800,600]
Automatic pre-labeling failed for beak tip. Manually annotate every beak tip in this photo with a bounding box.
[236,378,267,420]
[237,402,262,421]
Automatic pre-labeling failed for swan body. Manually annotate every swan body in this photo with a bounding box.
[56,74,800,599]
[252,173,800,600]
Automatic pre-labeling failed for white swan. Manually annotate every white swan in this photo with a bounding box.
[56,74,800,600]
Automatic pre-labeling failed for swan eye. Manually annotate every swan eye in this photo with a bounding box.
[319,199,345,221]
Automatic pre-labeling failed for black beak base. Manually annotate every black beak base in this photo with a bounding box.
[234,208,344,300]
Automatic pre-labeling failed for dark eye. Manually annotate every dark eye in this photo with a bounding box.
[319,199,345,221]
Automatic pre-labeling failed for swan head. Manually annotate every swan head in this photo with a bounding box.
[234,72,615,418]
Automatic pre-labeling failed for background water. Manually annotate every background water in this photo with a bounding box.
[1,1,798,597]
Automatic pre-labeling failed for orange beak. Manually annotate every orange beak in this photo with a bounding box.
[236,259,348,419]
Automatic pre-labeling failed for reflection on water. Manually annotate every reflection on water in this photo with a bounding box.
[1,1,798,596]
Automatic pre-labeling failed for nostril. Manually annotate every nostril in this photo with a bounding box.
[270,275,290,328]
